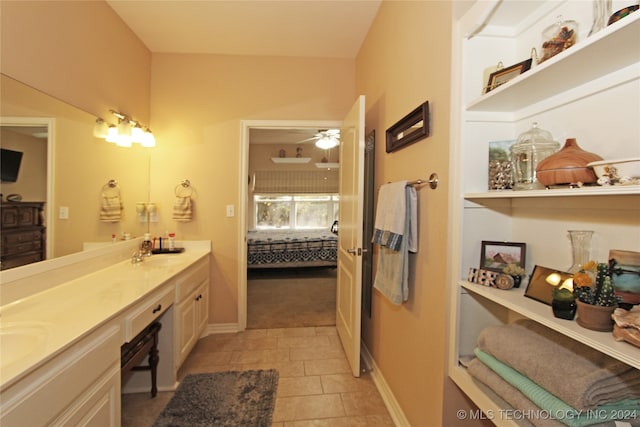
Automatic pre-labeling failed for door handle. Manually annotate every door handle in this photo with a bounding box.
[347,248,367,255]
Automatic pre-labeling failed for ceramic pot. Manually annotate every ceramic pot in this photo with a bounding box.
[576,300,615,331]
[536,138,603,186]
[552,299,577,320]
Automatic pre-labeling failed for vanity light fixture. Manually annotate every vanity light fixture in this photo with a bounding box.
[94,109,156,148]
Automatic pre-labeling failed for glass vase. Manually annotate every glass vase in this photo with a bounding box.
[568,230,593,273]
[589,0,612,37]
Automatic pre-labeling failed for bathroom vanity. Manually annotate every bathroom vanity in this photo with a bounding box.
[0,240,211,426]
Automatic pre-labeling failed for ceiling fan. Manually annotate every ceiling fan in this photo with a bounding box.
[297,129,340,149]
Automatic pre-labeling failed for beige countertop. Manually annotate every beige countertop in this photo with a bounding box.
[0,244,210,389]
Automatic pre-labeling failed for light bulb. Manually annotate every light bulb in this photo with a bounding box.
[141,129,156,147]
[132,124,144,142]
[117,119,132,137]
[93,118,108,138]
[106,125,118,143]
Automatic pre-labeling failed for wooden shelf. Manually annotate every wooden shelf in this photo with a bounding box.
[315,162,339,169]
[270,157,311,164]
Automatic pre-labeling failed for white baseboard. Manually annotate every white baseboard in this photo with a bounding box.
[361,342,410,427]
[203,323,241,336]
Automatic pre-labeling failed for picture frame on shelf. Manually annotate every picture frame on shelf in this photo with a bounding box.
[480,241,526,273]
[524,265,573,305]
[485,58,533,93]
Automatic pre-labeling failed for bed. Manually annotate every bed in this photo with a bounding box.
[247,229,338,269]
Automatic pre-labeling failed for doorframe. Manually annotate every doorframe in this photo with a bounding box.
[238,119,343,330]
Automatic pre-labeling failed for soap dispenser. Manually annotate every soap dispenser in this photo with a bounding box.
[141,233,153,256]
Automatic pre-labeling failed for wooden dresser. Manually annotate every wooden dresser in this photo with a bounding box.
[1,202,46,270]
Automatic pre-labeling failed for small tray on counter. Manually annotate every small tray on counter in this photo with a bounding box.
[151,248,185,254]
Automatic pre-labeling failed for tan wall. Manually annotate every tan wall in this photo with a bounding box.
[356,1,484,425]
[149,53,354,324]
[0,129,47,201]
[0,0,151,123]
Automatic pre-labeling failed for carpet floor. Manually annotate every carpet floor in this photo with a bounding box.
[247,267,336,329]
[153,370,279,427]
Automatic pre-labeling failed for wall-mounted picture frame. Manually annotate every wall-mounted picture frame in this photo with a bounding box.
[385,101,429,153]
[480,240,526,273]
[524,265,573,305]
[486,58,532,93]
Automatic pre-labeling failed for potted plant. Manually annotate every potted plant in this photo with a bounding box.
[502,263,526,288]
[551,287,577,320]
[574,261,621,331]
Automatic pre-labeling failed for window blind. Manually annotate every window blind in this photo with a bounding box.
[253,170,339,194]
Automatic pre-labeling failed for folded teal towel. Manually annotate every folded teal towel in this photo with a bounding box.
[474,348,640,427]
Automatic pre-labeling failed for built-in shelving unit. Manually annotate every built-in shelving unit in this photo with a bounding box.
[449,1,640,425]
[271,157,311,164]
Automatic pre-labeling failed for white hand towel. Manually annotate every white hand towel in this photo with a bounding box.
[372,184,419,304]
[173,196,193,221]
[372,181,408,251]
[100,193,122,222]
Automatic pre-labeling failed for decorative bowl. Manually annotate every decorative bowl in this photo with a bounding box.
[587,157,640,185]
[608,5,639,26]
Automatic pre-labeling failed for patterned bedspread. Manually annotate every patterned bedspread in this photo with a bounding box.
[247,230,338,268]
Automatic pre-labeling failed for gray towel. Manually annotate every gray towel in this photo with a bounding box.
[467,358,635,427]
[478,320,640,410]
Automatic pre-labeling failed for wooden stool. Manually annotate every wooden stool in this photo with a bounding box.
[121,322,162,397]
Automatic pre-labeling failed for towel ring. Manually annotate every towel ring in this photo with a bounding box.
[175,179,194,197]
[102,180,120,197]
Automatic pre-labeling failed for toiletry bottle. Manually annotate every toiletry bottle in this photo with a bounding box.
[141,233,153,256]
[168,233,176,251]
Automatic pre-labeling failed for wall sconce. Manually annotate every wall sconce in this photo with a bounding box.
[94,109,156,148]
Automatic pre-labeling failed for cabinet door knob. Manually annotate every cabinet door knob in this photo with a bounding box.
[152,304,162,313]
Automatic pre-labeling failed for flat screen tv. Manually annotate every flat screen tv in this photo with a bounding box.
[1,148,24,182]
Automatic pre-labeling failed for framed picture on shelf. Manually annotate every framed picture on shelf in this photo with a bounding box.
[486,58,532,93]
[524,265,573,305]
[480,241,526,273]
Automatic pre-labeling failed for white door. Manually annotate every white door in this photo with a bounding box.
[336,95,365,377]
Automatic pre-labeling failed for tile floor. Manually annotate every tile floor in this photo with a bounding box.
[122,326,395,426]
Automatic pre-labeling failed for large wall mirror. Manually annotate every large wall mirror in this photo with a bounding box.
[1,74,151,269]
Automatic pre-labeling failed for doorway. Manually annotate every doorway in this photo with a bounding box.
[239,120,343,330]
[0,117,54,262]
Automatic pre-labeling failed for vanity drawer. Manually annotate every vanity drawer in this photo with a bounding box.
[175,257,209,301]
[125,286,174,341]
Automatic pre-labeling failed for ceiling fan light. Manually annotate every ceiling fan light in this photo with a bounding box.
[316,137,338,150]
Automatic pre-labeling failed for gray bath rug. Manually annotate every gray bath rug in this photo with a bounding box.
[153,369,279,427]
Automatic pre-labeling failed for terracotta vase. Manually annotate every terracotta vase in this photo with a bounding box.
[576,300,615,332]
[535,138,603,186]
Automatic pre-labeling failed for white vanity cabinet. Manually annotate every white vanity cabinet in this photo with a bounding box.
[174,257,210,368]
[0,323,121,426]
[449,1,640,425]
